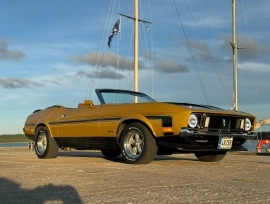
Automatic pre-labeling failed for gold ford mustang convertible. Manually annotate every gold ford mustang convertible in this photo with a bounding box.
[23,89,256,164]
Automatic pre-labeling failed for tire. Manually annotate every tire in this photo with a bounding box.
[101,149,121,158]
[120,122,157,164]
[35,126,59,159]
[195,151,227,162]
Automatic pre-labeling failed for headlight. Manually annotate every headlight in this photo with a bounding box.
[245,118,252,131]
[188,114,198,128]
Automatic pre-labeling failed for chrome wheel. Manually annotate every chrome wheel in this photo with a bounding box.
[120,122,157,164]
[123,131,144,159]
[34,126,59,159]
[36,132,47,155]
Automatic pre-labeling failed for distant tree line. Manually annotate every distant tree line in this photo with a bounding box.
[0,134,30,143]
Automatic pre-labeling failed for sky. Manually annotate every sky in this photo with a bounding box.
[1,0,270,134]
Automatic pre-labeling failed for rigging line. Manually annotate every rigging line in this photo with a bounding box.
[139,0,152,94]
[228,1,233,104]
[138,25,149,92]
[89,0,115,99]
[92,0,117,94]
[91,0,117,99]
[138,26,152,94]
[248,0,269,107]
[184,0,230,104]
[85,0,113,100]
[117,0,121,12]
[121,26,134,90]
[92,1,116,96]
[116,0,122,89]
[243,5,258,108]
[93,52,106,94]
[248,1,270,65]
[116,16,121,89]
[172,0,210,105]
[237,57,246,104]
[149,0,154,98]
[239,0,254,104]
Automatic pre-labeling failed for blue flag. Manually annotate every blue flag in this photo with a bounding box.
[108,19,120,48]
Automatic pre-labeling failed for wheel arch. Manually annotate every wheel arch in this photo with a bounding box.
[35,123,47,134]
[116,117,156,143]
[34,122,54,138]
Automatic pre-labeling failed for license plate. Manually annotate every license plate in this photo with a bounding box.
[217,137,233,149]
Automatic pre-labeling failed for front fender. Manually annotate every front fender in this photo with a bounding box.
[116,114,164,139]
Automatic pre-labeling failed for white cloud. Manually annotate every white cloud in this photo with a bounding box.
[0,39,25,61]
[154,60,189,73]
[70,51,138,71]
[239,62,270,73]
[187,17,228,28]
[0,77,44,89]
[77,69,125,80]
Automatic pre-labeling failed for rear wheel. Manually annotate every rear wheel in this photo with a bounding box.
[35,126,59,159]
[195,151,227,162]
[120,122,157,164]
[101,149,121,158]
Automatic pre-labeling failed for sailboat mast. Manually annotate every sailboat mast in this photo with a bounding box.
[119,0,151,94]
[232,0,238,111]
[134,0,139,92]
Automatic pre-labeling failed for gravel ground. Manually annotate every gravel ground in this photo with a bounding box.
[0,148,269,204]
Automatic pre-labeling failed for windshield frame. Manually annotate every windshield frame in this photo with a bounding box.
[95,89,156,104]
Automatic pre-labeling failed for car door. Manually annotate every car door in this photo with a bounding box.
[56,105,101,137]
[99,103,138,137]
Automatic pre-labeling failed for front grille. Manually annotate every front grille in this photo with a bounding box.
[197,114,251,133]
[208,115,233,132]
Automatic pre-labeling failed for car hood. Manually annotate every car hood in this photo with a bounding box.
[165,102,223,110]
[164,102,255,117]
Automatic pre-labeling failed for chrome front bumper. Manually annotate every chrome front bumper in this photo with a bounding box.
[179,128,256,139]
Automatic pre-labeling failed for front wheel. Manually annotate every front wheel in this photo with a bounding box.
[195,151,227,162]
[120,122,157,164]
[35,126,59,159]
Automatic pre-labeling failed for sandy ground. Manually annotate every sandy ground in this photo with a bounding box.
[0,148,269,204]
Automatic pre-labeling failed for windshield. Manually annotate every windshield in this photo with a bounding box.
[96,89,156,104]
